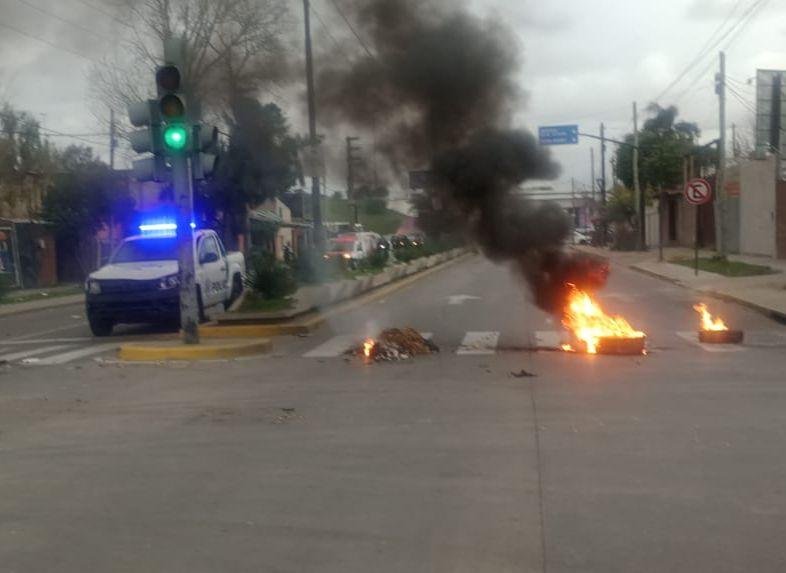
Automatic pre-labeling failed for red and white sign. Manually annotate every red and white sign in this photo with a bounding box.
[684,178,713,206]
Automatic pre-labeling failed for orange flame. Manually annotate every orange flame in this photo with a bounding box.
[562,286,645,354]
[363,339,376,358]
[693,303,728,331]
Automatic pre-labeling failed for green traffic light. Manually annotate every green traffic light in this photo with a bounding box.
[163,124,188,151]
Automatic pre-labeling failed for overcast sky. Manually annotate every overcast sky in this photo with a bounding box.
[1,0,785,194]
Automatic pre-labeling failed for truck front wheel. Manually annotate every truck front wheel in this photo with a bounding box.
[88,313,114,337]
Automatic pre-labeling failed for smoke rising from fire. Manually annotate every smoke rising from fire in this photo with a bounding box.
[316,0,605,313]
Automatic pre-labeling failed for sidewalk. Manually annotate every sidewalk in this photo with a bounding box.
[0,285,84,318]
[574,245,786,322]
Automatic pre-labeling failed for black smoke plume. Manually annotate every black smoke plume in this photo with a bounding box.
[316,0,607,313]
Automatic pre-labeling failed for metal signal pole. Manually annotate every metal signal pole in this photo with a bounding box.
[600,122,608,244]
[303,0,324,251]
[716,51,727,256]
[633,102,645,250]
[590,147,596,203]
[109,108,117,253]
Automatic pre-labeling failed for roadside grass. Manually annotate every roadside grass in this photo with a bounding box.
[670,256,777,277]
[237,292,295,313]
[0,284,83,305]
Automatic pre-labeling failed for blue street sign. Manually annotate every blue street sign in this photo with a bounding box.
[538,125,579,145]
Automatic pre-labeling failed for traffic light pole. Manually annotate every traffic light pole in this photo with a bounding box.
[173,153,200,344]
[303,0,324,251]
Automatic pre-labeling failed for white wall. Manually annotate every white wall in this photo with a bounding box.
[740,157,776,257]
[645,203,660,249]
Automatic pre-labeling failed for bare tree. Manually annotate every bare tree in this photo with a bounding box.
[88,0,293,133]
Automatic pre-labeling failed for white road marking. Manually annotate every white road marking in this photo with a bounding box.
[533,330,569,350]
[0,337,94,346]
[457,331,499,355]
[447,295,481,305]
[303,335,358,358]
[33,343,119,365]
[0,344,75,362]
[304,332,434,358]
[6,321,87,341]
[676,331,745,352]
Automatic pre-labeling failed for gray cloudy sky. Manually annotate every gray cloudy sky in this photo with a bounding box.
[1,0,784,192]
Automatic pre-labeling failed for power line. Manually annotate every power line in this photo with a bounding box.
[727,84,757,114]
[670,0,769,105]
[656,0,765,103]
[312,2,354,65]
[325,0,375,59]
[655,0,745,102]
[0,19,103,65]
[72,0,132,29]
[12,0,114,42]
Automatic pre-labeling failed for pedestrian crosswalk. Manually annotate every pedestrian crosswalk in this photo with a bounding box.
[298,329,786,358]
[1,328,784,366]
[456,331,500,355]
[0,340,118,366]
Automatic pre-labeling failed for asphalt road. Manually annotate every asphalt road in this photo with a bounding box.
[1,254,786,572]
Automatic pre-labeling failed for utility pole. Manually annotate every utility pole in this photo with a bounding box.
[600,122,607,207]
[108,108,117,254]
[633,101,645,250]
[346,136,361,225]
[570,177,576,239]
[771,73,782,182]
[600,122,607,244]
[303,0,323,250]
[731,122,738,159]
[715,50,727,256]
[590,147,596,204]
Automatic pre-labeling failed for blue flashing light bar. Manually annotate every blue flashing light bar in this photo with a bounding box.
[139,223,177,233]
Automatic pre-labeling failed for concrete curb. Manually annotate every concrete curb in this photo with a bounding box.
[629,264,685,287]
[216,248,469,325]
[629,264,786,324]
[199,315,325,338]
[202,251,474,338]
[0,293,85,317]
[118,338,273,362]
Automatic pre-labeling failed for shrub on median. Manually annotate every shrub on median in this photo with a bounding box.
[245,249,297,299]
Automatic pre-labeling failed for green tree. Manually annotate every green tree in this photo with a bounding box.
[198,99,303,248]
[41,146,134,276]
[0,104,57,217]
[615,104,703,196]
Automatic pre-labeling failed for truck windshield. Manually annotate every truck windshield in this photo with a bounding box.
[111,238,178,263]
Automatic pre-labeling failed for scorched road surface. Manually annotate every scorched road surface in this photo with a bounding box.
[1,254,785,573]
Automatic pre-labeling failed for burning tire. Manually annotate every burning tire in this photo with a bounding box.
[698,330,744,344]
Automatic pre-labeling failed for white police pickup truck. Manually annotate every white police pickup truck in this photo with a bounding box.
[84,227,245,336]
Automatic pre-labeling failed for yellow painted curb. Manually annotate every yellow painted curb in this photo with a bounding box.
[118,338,273,362]
[198,314,325,338]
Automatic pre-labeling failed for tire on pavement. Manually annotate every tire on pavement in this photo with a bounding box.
[88,313,114,337]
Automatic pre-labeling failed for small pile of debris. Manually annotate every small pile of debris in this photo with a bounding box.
[347,327,439,362]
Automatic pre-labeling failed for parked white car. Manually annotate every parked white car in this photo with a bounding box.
[324,232,382,268]
[84,227,245,336]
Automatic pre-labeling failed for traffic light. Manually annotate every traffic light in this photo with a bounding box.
[192,124,219,180]
[156,64,189,154]
[127,99,167,182]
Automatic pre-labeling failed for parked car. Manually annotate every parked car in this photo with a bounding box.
[84,226,245,336]
[573,228,592,245]
[389,234,411,249]
[324,232,380,268]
